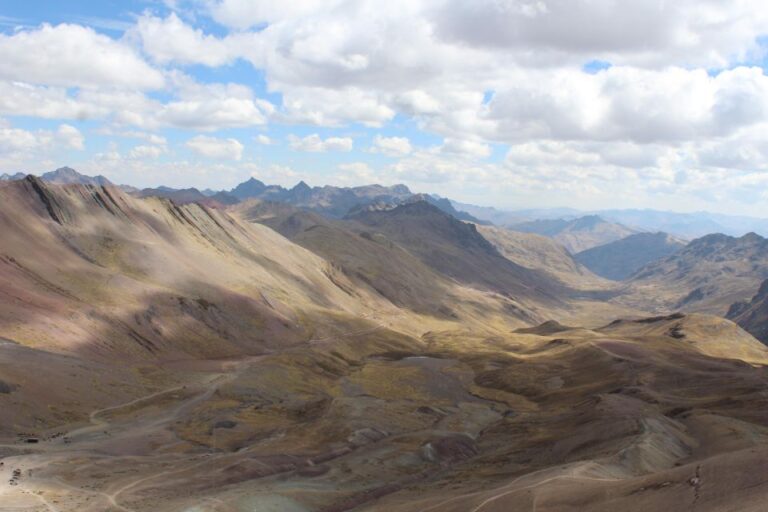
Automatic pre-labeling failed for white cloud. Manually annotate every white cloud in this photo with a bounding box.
[185,135,244,160]
[254,134,273,145]
[128,144,166,159]
[475,65,768,145]
[288,133,353,152]
[0,65,275,132]
[132,13,247,67]
[430,0,768,69]
[0,127,41,153]
[207,0,341,29]
[371,135,412,156]
[0,81,107,120]
[0,122,84,153]
[338,161,376,182]
[6,2,768,214]
[98,129,168,146]
[56,124,85,150]
[0,23,164,89]
[0,120,86,173]
[158,77,273,130]
[440,138,491,158]
[279,87,395,127]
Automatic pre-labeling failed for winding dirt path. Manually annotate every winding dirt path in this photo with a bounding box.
[0,355,265,511]
[416,462,620,512]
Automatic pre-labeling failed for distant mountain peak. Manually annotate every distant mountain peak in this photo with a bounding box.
[0,172,26,181]
[390,184,411,194]
[575,231,686,280]
[291,180,312,191]
[510,215,641,253]
[741,232,764,242]
[40,167,113,187]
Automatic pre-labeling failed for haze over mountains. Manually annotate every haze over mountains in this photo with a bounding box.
[1,169,768,511]
[575,232,687,280]
[507,215,642,253]
[455,201,768,239]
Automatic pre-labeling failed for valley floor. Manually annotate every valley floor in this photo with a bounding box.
[2,315,768,512]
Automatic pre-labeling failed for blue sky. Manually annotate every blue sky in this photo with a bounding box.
[2,1,768,216]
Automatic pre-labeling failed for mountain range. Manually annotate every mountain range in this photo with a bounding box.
[575,232,687,280]
[618,232,768,315]
[457,201,768,239]
[508,215,643,253]
[2,169,768,510]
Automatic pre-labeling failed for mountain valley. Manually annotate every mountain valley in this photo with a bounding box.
[0,173,767,511]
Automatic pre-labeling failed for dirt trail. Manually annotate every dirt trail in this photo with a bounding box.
[412,462,622,512]
[0,355,265,511]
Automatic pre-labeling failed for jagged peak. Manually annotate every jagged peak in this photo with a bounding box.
[291,180,312,191]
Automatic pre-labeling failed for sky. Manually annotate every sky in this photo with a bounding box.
[3,1,768,215]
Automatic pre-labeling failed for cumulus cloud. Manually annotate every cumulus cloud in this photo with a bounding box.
[0,23,164,89]
[371,135,412,156]
[128,144,166,159]
[288,133,353,152]
[56,124,85,150]
[440,138,491,158]
[185,135,244,160]
[430,0,768,68]
[207,0,341,29]
[0,74,274,132]
[475,66,768,144]
[99,129,169,146]
[157,77,273,130]
[337,161,376,183]
[0,122,84,153]
[6,1,768,213]
[132,13,248,66]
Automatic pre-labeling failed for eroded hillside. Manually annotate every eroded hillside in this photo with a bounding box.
[0,180,767,511]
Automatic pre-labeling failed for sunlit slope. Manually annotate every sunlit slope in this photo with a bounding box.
[598,312,768,365]
[234,200,561,330]
[477,224,611,289]
[0,177,397,359]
